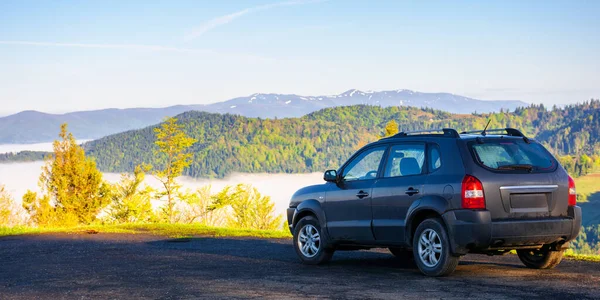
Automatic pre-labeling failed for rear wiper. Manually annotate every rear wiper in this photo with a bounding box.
[497,164,534,172]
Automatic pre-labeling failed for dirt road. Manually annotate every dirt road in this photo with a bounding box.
[1,233,598,299]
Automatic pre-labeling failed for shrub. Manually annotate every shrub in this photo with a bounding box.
[105,166,155,224]
[211,184,282,230]
[0,185,29,226]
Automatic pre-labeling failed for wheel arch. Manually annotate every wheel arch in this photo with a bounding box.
[405,195,451,246]
[292,199,327,232]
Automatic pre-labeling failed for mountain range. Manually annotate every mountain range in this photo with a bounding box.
[0,89,527,144]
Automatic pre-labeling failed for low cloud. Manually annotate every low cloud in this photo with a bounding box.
[0,160,323,216]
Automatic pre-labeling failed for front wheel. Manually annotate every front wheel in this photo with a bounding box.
[412,218,460,276]
[517,248,564,269]
[293,216,334,265]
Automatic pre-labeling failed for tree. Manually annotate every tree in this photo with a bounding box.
[153,117,197,223]
[106,165,155,224]
[381,120,399,138]
[252,192,282,230]
[34,124,111,225]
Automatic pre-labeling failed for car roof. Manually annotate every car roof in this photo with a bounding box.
[375,134,523,143]
[372,128,531,146]
[456,134,526,141]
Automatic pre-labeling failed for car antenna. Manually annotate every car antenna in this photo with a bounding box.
[481,119,492,136]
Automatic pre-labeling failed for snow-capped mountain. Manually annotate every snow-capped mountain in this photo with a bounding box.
[203,89,527,118]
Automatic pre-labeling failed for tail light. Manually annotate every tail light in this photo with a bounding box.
[568,175,577,206]
[462,175,485,209]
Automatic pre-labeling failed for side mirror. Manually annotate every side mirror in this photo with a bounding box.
[323,169,338,182]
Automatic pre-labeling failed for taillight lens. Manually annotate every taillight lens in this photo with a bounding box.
[462,175,485,209]
[568,175,577,206]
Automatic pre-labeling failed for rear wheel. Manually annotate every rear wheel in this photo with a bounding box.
[293,216,334,265]
[517,248,564,269]
[412,218,460,276]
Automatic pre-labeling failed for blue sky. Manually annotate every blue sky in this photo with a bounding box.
[0,0,598,115]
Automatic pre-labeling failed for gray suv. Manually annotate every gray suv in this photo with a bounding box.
[287,128,582,276]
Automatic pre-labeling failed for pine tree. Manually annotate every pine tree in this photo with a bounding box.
[35,124,111,225]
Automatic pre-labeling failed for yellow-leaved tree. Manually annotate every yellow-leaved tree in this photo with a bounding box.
[381,120,399,138]
[23,124,111,226]
[153,117,197,223]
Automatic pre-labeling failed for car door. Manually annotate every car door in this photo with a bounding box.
[371,142,427,243]
[325,145,388,242]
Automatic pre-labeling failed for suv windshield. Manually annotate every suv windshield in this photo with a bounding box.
[469,139,556,172]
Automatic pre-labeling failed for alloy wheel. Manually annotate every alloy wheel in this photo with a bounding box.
[298,224,321,258]
[417,228,443,267]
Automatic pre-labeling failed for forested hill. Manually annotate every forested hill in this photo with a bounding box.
[82,100,600,178]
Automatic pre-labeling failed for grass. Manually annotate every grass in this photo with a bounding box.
[0,223,292,239]
[575,172,600,203]
[574,172,600,227]
[564,252,600,262]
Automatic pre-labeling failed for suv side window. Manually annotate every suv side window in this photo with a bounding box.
[342,146,387,181]
[383,144,425,177]
[428,144,442,172]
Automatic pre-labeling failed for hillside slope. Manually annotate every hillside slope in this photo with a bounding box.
[83,101,600,179]
[0,106,201,144]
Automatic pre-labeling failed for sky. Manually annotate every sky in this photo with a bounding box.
[0,0,599,115]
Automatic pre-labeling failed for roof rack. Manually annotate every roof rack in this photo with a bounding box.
[459,127,526,137]
[392,128,460,138]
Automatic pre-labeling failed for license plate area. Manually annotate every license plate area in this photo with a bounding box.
[500,185,558,214]
[509,193,548,213]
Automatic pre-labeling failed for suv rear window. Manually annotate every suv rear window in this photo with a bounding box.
[469,139,556,172]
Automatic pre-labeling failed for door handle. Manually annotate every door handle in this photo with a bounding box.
[356,191,369,199]
[405,187,419,196]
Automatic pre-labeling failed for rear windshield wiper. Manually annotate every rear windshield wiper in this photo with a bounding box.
[497,164,534,172]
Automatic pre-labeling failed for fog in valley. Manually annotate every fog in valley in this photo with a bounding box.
[0,143,324,216]
[0,140,90,154]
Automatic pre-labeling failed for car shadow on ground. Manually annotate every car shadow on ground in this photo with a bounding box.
[146,237,521,272]
[148,237,422,270]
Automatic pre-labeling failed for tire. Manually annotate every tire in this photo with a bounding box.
[389,247,414,261]
[517,248,564,269]
[412,218,460,276]
[293,216,334,265]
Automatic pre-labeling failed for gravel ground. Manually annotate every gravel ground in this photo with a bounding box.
[0,233,599,299]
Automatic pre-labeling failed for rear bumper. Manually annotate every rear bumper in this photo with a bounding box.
[442,206,582,255]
